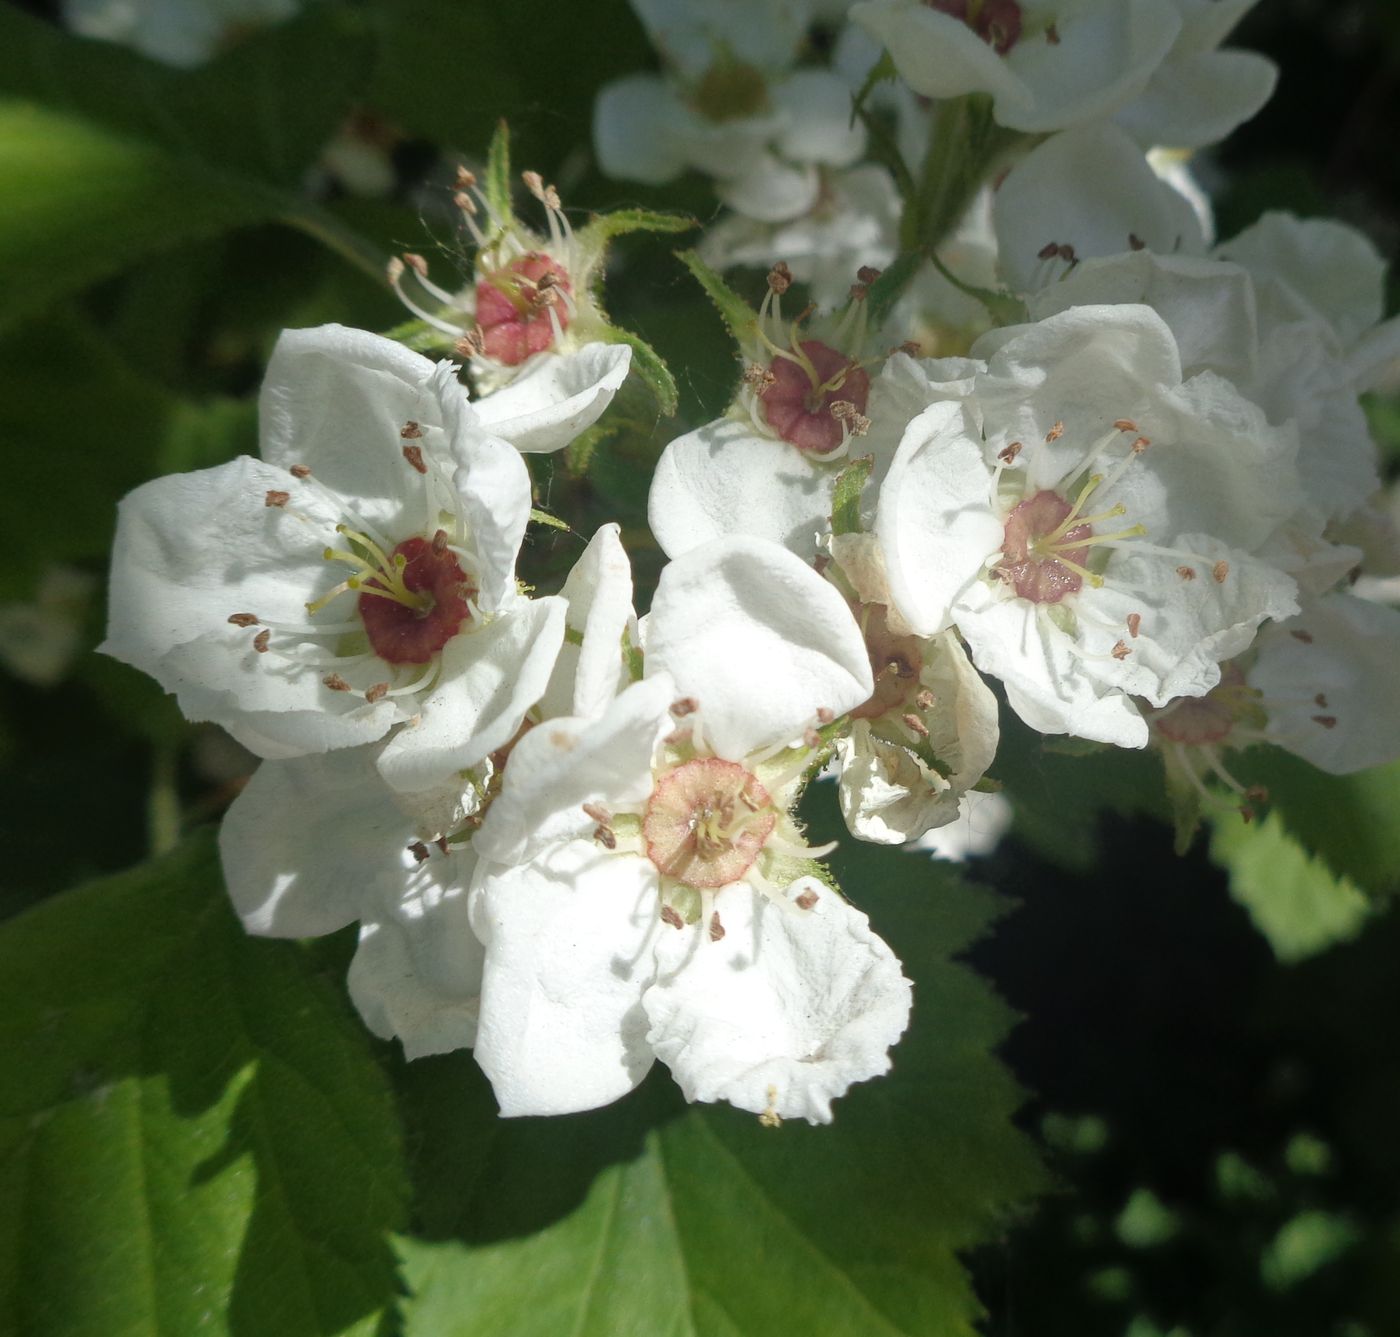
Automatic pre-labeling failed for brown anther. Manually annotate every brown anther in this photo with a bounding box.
[593,823,617,850]
[915,689,935,710]
[228,613,259,627]
[1131,436,1150,454]
[1128,233,1146,251]
[323,673,351,692]
[1114,419,1138,432]
[543,184,562,210]
[830,398,855,421]
[455,328,486,359]
[816,706,835,724]
[1312,714,1337,729]
[290,464,312,479]
[1245,785,1270,804]
[804,727,822,749]
[1290,630,1314,644]
[670,697,699,717]
[1045,421,1065,442]
[1241,806,1255,824]
[403,252,428,277]
[454,166,477,190]
[899,340,922,357]
[847,412,871,438]
[386,256,405,282]
[366,682,389,704]
[767,261,793,294]
[661,905,685,930]
[902,712,930,738]
[400,420,423,439]
[709,912,726,943]
[1112,640,1131,661]
[848,281,870,302]
[795,888,820,911]
[1177,566,1197,581]
[453,191,477,215]
[582,802,612,825]
[253,630,271,653]
[1314,692,1329,708]
[856,265,883,285]
[1212,560,1230,584]
[743,362,778,389]
[264,489,290,508]
[998,441,1023,464]
[1057,243,1077,263]
[409,840,430,863]
[1127,612,1142,638]
[1046,20,1061,43]
[1038,241,1060,261]
[521,170,545,198]
[402,444,427,474]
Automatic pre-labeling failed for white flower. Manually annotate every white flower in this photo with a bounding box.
[876,306,1302,748]
[102,324,565,793]
[219,745,485,1059]
[61,0,297,67]
[909,788,1014,861]
[825,531,1000,844]
[851,0,1181,134]
[648,277,938,560]
[467,537,912,1122]
[0,565,96,687]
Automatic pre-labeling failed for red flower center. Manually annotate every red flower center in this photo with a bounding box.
[997,490,1092,604]
[926,0,1022,53]
[358,536,475,665]
[475,252,572,366]
[643,758,775,889]
[760,340,871,456]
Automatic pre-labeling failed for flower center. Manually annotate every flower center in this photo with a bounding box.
[1153,665,1258,746]
[643,758,776,889]
[760,340,871,456]
[692,56,771,121]
[926,0,1022,53]
[851,603,924,720]
[475,252,573,366]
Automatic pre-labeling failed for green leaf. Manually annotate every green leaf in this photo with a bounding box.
[831,454,875,536]
[676,248,758,345]
[576,209,697,248]
[393,784,1046,1336]
[0,832,409,1335]
[482,120,515,228]
[1210,807,1374,963]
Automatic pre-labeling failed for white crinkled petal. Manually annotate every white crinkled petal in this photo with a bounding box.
[770,69,867,168]
[470,845,660,1116]
[875,400,1002,638]
[218,747,413,938]
[470,342,633,454]
[1253,594,1400,775]
[538,524,638,723]
[993,125,1205,294]
[376,597,567,794]
[648,418,841,561]
[592,74,692,183]
[836,725,959,846]
[348,845,485,1059]
[1115,49,1277,149]
[644,881,912,1124]
[646,536,873,758]
[471,675,675,867]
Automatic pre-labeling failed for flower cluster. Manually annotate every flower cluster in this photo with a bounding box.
[101,0,1400,1124]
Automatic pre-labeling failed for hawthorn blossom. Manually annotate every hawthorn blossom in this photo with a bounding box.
[102,324,565,794]
[876,305,1302,748]
[467,537,913,1122]
[61,0,297,66]
[0,565,96,687]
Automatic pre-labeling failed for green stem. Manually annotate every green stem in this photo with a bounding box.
[148,743,181,857]
[905,95,1007,254]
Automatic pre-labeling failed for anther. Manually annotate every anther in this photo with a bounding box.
[709,912,726,943]
[998,441,1023,464]
[1131,437,1150,453]
[1212,560,1229,584]
[767,261,793,294]
[661,905,685,930]
[455,328,486,359]
[253,630,271,653]
[582,802,611,824]
[1314,693,1329,708]
[366,682,389,703]
[795,888,820,911]
[432,529,449,554]
[1046,20,1061,42]
[1128,233,1146,251]
[856,265,882,285]
[521,169,545,198]
[265,489,290,508]
[1290,629,1314,643]
[1112,640,1131,660]
[402,252,428,277]
[804,727,822,749]
[1312,715,1337,729]
[1114,419,1138,432]
[1124,613,1142,639]
[593,824,617,850]
[400,421,423,439]
[408,840,430,863]
[1038,241,1060,261]
[1045,421,1065,442]
[455,166,476,190]
[434,835,449,854]
[902,712,930,738]
[453,191,477,215]
[899,340,923,358]
[386,256,404,283]
[1245,785,1269,804]
[402,444,427,474]
[323,674,351,692]
[290,464,311,479]
[915,689,935,710]
[670,697,699,717]
[1057,243,1077,263]
[228,613,259,627]
[743,362,777,389]
[815,707,835,724]
[1177,566,1197,581]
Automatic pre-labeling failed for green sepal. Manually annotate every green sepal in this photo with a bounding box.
[927,250,1026,327]
[382,316,455,355]
[622,635,644,683]
[576,208,696,249]
[1040,736,1110,759]
[851,49,897,121]
[530,506,572,533]
[676,248,758,344]
[1163,754,1206,856]
[600,326,679,417]
[831,454,874,536]
[483,119,514,227]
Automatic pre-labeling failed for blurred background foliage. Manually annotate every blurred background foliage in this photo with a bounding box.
[2,0,1400,1334]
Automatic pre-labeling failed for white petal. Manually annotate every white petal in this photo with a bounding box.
[218,747,414,938]
[875,400,1002,637]
[716,150,820,223]
[646,537,874,758]
[348,845,485,1059]
[644,881,912,1124]
[471,675,675,867]
[592,74,691,183]
[1115,49,1278,149]
[648,418,841,561]
[470,342,633,454]
[470,847,659,1116]
[771,69,866,168]
[376,597,567,794]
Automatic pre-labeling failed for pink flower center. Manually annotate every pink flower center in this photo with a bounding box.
[926,0,1022,53]
[643,758,775,889]
[358,536,474,665]
[996,489,1092,604]
[1153,666,1253,746]
[759,340,871,456]
[475,252,572,366]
